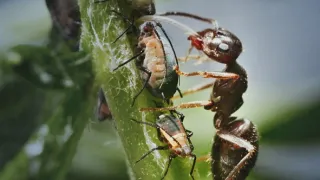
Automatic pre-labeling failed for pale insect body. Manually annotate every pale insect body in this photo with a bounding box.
[135,22,179,101]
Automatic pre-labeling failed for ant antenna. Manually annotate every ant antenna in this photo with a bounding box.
[138,15,199,36]
[158,11,219,30]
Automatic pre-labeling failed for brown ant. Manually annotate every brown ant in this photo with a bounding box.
[139,12,259,180]
[131,110,196,180]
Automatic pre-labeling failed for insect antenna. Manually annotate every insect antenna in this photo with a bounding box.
[158,11,219,29]
[138,15,199,36]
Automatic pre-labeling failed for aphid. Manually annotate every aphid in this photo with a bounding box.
[113,19,182,106]
[45,0,81,50]
[96,88,112,121]
[139,13,259,180]
[131,110,196,180]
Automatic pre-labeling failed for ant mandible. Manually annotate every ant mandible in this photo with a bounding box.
[139,12,259,180]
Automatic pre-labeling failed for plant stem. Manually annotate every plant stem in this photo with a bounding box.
[78,0,199,179]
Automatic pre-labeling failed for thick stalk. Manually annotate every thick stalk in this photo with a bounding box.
[78,0,199,179]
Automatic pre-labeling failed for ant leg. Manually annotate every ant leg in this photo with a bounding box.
[216,127,257,180]
[113,50,144,71]
[171,81,214,100]
[174,65,239,80]
[140,100,213,112]
[178,54,210,64]
[189,153,197,180]
[131,67,151,107]
[158,11,219,29]
[136,145,169,164]
[183,45,193,62]
[197,154,211,162]
[161,154,175,180]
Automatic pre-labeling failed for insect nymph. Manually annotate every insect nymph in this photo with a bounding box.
[131,111,196,180]
[113,21,182,106]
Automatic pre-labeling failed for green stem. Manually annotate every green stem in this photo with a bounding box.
[79,0,199,179]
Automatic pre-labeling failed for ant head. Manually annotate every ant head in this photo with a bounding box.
[197,28,243,64]
[187,35,203,51]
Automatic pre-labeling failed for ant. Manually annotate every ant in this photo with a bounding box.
[131,110,196,180]
[139,12,259,180]
[110,11,183,106]
[96,88,112,121]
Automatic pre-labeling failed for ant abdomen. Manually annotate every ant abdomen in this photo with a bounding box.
[212,118,259,180]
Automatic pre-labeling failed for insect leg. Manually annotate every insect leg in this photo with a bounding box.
[176,87,183,98]
[136,145,169,164]
[185,129,193,138]
[216,130,257,180]
[161,154,175,180]
[170,109,185,121]
[140,100,212,112]
[174,65,239,80]
[108,10,135,43]
[196,154,211,162]
[130,118,158,128]
[189,153,197,180]
[171,81,214,100]
[113,50,144,71]
[131,66,151,107]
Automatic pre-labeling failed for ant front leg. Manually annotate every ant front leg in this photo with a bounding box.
[174,65,239,80]
[214,119,259,180]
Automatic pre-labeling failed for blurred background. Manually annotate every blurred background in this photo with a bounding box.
[1,0,320,180]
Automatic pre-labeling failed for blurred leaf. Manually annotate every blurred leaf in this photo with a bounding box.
[260,99,320,143]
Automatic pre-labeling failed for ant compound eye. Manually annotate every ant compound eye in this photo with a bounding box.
[217,43,229,52]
